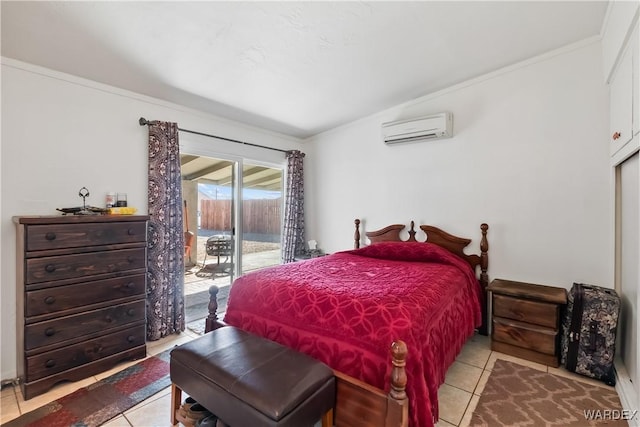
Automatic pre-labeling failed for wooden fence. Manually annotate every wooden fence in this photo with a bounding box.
[200,199,281,234]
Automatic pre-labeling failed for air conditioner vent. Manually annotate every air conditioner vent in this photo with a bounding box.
[382,113,453,145]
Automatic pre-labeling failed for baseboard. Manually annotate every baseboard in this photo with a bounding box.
[615,360,639,426]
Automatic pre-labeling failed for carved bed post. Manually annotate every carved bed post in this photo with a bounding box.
[386,340,409,427]
[480,223,489,285]
[354,219,361,249]
[204,285,219,334]
[389,341,407,400]
[479,223,489,336]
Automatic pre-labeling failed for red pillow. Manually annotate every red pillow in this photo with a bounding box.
[344,241,455,263]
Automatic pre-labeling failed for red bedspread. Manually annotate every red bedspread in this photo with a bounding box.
[223,242,482,427]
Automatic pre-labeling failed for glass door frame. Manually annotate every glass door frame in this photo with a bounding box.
[179,141,285,279]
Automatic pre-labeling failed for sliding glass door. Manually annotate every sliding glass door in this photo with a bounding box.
[181,155,237,323]
[241,163,282,275]
[180,152,283,323]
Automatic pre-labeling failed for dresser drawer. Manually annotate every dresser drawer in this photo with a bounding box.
[26,324,145,381]
[493,317,557,355]
[493,294,559,329]
[25,274,145,317]
[25,300,145,351]
[26,248,146,285]
[25,222,147,251]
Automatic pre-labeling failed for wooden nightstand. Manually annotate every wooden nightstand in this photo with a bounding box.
[487,278,567,367]
[293,251,326,261]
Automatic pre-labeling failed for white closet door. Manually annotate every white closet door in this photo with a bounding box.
[620,152,639,398]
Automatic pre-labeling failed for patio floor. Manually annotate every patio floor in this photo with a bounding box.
[183,235,280,330]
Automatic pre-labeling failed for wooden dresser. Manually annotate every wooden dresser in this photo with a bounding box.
[488,278,567,367]
[15,215,149,399]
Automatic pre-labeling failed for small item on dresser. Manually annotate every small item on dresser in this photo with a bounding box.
[57,187,109,215]
[116,193,128,207]
[57,206,109,215]
[78,186,92,213]
[561,283,620,386]
[106,192,116,208]
[56,207,83,215]
[108,207,138,215]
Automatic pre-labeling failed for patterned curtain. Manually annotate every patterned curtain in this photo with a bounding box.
[282,150,306,263]
[146,121,185,340]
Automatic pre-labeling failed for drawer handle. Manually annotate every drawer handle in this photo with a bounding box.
[45,264,56,273]
[125,282,134,289]
[127,308,135,316]
[613,131,621,140]
[45,232,56,241]
[44,327,55,337]
[44,296,56,305]
[105,315,113,323]
[128,228,135,235]
[45,359,56,368]
[127,256,134,263]
[127,335,135,343]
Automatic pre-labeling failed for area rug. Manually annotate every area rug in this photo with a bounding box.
[4,350,171,427]
[469,359,628,426]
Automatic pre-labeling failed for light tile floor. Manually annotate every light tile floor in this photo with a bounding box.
[1,332,617,427]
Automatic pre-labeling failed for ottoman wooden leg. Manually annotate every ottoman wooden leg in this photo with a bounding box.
[171,383,182,426]
[321,407,334,427]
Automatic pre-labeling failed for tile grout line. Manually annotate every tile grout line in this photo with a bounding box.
[453,349,495,427]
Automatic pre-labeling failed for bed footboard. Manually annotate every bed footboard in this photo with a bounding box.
[204,284,409,427]
[333,341,409,427]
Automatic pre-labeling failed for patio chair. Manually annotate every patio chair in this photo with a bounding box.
[202,235,233,276]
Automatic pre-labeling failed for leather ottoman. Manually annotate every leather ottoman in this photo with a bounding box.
[170,326,336,427]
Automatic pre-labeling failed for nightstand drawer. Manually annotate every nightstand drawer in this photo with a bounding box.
[493,317,557,355]
[493,294,559,329]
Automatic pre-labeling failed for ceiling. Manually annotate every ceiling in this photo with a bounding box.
[181,155,282,192]
[1,1,608,139]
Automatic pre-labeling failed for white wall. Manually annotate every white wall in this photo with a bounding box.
[305,40,611,291]
[0,58,303,381]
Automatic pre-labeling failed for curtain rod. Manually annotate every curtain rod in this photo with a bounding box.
[138,117,288,154]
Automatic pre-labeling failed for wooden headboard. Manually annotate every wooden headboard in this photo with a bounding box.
[353,218,489,335]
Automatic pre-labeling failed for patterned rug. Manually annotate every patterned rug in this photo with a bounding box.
[469,359,628,426]
[4,350,171,427]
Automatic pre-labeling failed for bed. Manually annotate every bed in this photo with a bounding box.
[204,219,489,427]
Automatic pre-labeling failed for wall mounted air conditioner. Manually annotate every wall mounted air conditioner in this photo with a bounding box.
[382,112,453,145]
